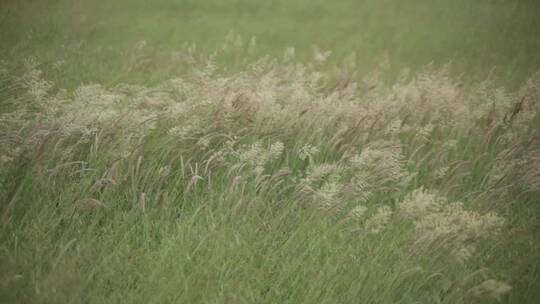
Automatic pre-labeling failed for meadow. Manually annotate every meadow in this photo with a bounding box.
[1,0,540,303]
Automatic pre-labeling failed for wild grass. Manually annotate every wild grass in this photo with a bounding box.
[1,0,540,89]
[0,37,539,303]
[2,0,540,302]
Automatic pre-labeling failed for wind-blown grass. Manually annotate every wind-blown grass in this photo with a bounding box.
[1,40,539,303]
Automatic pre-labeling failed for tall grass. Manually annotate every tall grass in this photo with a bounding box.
[1,39,539,303]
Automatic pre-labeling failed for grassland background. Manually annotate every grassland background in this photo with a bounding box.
[1,0,540,88]
[1,0,540,303]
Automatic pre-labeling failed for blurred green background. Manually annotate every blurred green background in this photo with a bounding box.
[1,0,539,88]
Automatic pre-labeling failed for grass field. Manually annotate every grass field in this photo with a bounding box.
[2,0,540,88]
[1,0,540,303]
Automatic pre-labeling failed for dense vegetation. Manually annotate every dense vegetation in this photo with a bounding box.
[1,1,539,303]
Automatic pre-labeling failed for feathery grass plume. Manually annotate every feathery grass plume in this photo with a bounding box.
[130,40,157,71]
[399,188,444,219]
[416,123,434,140]
[520,148,540,193]
[300,141,407,211]
[232,141,284,176]
[221,31,244,54]
[489,131,540,195]
[399,188,505,261]
[348,140,408,192]
[342,171,372,204]
[468,280,512,301]
[301,163,341,186]
[298,144,320,162]
[364,205,393,234]
[0,111,24,166]
[312,45,332,65]
[313,180,343,212]
[347,205,368,220]
[21,57,53,103]
[283,47,295,63]
[434,166,450,180]
[297,163,344,210]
